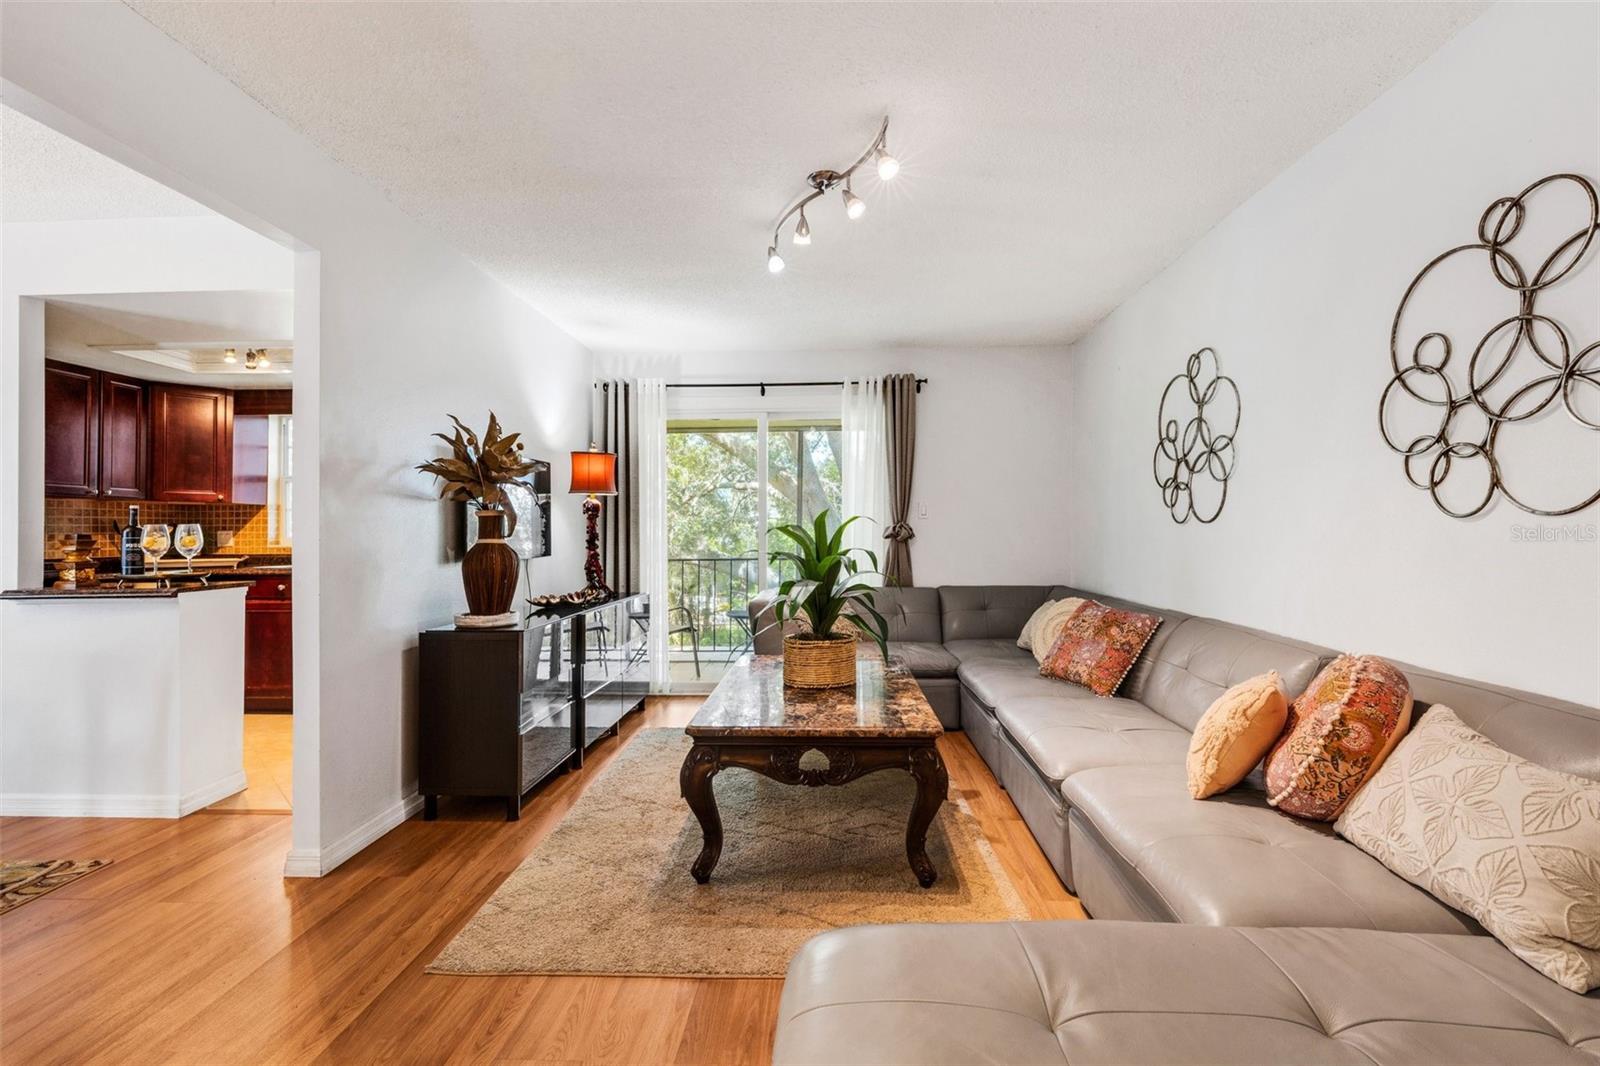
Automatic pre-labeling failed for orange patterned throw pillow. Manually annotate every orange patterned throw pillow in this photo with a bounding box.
[1265,654,1413,821]
[1039,601,1162,698]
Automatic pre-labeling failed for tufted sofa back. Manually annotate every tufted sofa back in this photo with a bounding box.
[937,586,1054,642]
[1401,664,1600,782]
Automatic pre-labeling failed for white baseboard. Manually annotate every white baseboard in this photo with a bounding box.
[178,769,248,816]
[281,791,425,878]
[3,769,252,819]
[1,792,178,817]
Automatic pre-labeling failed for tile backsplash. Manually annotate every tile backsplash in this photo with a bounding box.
[45,498,290,559]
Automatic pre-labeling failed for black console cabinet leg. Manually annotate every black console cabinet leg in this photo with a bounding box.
[423,794,438,821]
[506,795,521,821]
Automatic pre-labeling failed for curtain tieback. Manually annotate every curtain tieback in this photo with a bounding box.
[883,522,916,543]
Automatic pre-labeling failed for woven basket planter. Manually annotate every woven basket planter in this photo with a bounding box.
[783,633,857,689]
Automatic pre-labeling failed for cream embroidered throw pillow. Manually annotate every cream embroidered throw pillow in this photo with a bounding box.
[1017,599,1058,651]
[1335,705,1600,992]
[1028,598,1086,665]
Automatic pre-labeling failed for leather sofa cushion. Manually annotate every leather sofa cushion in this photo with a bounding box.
[1062,764,1480,933]
[955,653,1065,707]
[868,587,943,644]
[1135,616,1328,732]
[999,696,1189,787]
[938,586,1053,642]
[886,641,959,678]
[774,920,1600,1066]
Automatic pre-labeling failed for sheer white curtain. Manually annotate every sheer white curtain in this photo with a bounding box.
[841,378,889,583]
[635,378,671,692]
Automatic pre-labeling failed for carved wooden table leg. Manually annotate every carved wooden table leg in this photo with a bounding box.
[680,743,723,883]
[905,745,949,888]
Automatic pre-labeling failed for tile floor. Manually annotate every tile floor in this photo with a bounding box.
[208,714,293,812]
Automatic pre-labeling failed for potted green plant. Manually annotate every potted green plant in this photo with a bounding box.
[767,510,890,688]
[417,412,540,618]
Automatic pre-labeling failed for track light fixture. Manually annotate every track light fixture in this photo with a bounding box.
[222,348,238,364]
[766,115,897,273]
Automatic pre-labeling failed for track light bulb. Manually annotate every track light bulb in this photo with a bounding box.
[258,354,272,368]
[767,246,786,273]
[222,348,238,364]
[875,147,900,181]
[843,186,866,220]
[244,349,259,370]
[794,211,811,245]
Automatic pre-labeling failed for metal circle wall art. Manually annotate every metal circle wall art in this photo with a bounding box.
[1152,347,1240,524]
[1381,172,1600,518]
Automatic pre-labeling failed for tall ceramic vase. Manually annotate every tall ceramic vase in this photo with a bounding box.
[463,509,518,615]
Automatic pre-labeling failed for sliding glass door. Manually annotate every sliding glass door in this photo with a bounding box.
[665,411,842,686]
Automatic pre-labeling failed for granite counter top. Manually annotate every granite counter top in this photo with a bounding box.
[2,582,256,601]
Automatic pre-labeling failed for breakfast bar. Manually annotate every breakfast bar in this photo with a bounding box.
[0,583,250,817]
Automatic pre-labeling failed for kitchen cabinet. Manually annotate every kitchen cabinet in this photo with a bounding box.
[44,361,99,497]
[151,384,233,503]
[98,371,148,499]
[245,575,293,712]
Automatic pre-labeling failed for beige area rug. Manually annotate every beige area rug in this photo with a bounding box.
[429,728,1027,977]
[0,859,111,914]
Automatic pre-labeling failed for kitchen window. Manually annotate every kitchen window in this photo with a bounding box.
[267,414,293,546]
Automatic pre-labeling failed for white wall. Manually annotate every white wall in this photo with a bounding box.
[598,348,1074,585]
[2,2,592,872]
[1064,1,1599,705]
[2,216,294,588]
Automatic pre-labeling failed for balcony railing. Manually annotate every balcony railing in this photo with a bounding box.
[667,554,796,656]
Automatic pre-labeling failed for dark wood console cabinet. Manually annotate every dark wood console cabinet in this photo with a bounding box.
[418,595,649,820]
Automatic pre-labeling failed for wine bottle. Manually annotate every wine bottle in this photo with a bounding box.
[121,505,146,576]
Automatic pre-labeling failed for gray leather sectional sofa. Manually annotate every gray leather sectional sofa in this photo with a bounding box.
[751,585,1600,1065]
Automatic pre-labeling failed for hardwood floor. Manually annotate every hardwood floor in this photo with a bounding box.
[0,696,1083,1065]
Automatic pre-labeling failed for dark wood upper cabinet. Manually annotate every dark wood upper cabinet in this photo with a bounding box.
[151,384,233,503]
[98,372,148,499]
[44,361,99,498]
[233,389,292,417]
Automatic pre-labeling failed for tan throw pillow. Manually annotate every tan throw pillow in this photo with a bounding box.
[1017,599,1058,651]
[1336,706,1600,993]
[1186,672,1288,799]
[1030,597,1086,665]
[1265,654,1413,821]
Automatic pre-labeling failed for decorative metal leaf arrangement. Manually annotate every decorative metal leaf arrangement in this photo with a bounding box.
[766,510,891,661]
[1381,172,1599,517]
[1152,347,1240,524]
[416,412,541,532]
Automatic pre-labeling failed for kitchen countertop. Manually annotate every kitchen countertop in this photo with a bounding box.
[1,582,256,601]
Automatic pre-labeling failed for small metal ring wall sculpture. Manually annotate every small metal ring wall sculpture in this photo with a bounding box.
[1381,172,1600,518]
[1152,347,1240,524]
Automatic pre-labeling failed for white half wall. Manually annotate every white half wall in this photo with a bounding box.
[3,2,592,871]
[1063,1,1600,705]
[597,348,1073,585]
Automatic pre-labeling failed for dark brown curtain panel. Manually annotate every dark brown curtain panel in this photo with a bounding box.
[595,380,638,596]
[883,373,918,586]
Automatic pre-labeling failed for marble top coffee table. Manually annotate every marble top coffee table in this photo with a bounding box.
[681,652,948,887]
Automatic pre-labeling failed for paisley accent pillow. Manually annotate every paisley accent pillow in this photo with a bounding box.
[1336,706,1600,993]
[1038,601,1161,698]
[1265,654,1412,821]
[1028,597,1087,666]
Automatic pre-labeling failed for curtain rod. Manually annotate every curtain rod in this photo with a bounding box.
[656,378,926,396]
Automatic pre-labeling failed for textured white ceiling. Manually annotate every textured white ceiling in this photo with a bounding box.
[1,105,212,222]
[46,290,294,388]
[128,2,1484,352]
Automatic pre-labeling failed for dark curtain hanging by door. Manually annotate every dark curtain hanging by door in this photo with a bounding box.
[883,373,918,587]
[595,380,639,596]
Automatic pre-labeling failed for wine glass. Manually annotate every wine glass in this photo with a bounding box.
[142,524,171,574]
[175,523,204,572]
